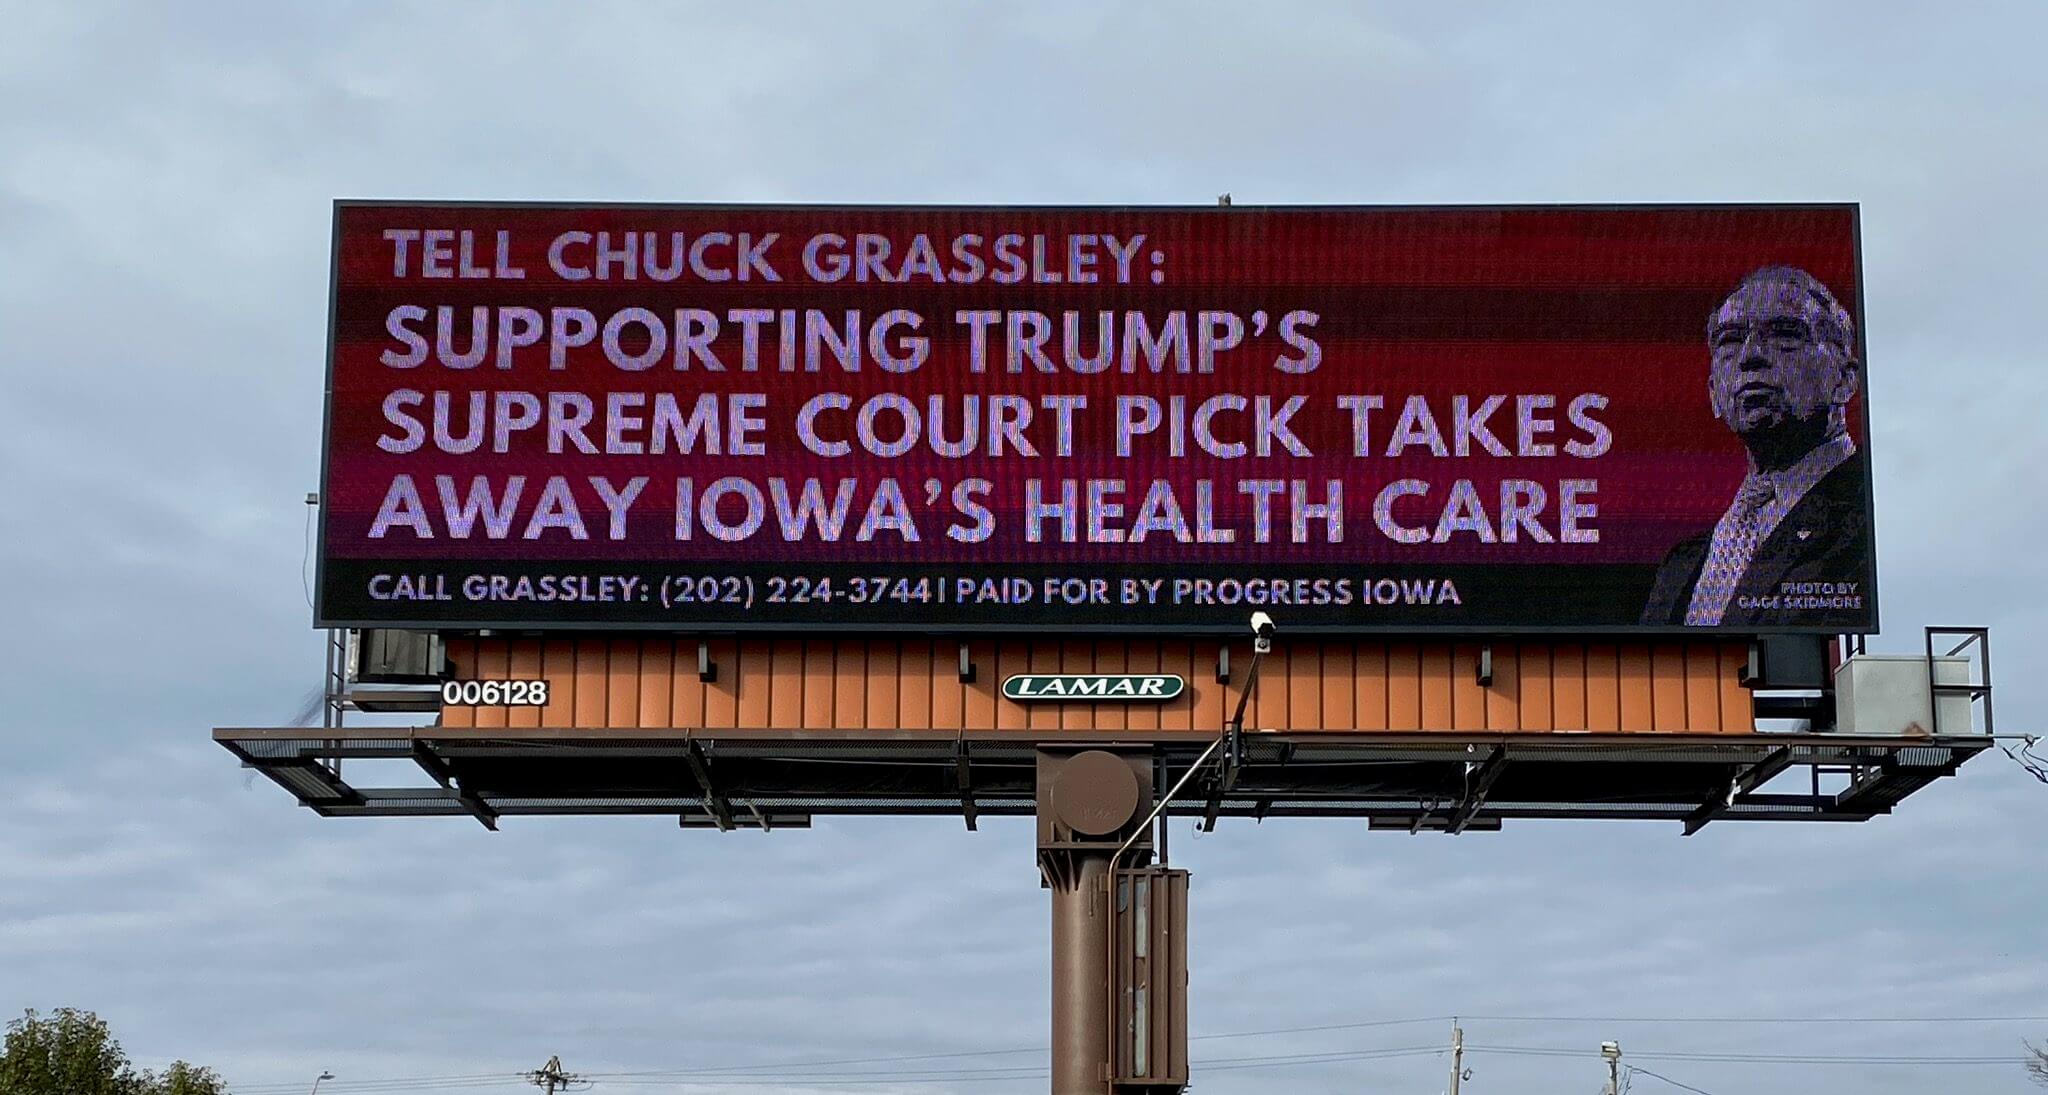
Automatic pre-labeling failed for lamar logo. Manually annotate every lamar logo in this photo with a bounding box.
[1001,674,1185,703]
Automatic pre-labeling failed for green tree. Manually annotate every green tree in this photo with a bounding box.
[145,1062,229,1095]
[0,1010,228,1095]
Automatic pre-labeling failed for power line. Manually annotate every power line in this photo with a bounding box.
[1471,1043,2030,1066]
[1626,1064,1719,1095]
[2001,734,2048,784]
[577,1015,1454,1080]
[223,1012,2048,1092]
[234,1078,524,1094]
[581,1045,1451,1087]
[1462,1013,2048,1025]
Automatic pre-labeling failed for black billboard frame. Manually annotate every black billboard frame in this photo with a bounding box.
[311,199,1878,638]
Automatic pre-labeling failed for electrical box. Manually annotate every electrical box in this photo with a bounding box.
[345,630,447,714]
[347,629,447,685]
[1742,634,1832,689]
[1833,655,1977,736]
[1112,867,1189,1088]
[1035,749,1154,852]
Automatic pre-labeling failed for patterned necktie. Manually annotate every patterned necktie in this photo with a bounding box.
[1684,476,1778,626]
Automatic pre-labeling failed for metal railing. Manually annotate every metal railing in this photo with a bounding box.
[1925,625,1992,737]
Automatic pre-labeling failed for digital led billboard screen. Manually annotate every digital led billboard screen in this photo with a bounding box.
[317,202,1874,633]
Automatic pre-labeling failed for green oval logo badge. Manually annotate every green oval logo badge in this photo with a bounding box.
[1001,674,1185,703]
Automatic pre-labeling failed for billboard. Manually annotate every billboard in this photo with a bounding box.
[317,202,1874,633]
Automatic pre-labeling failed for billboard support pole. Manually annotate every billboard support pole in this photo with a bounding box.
[1040,750,1155,1094]
[1049,848,1114,1093]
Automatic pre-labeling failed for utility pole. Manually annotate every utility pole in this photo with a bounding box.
[1447,1022,1465,1095]
[528,1056,578,1095]
[1601,1040,1622,1095]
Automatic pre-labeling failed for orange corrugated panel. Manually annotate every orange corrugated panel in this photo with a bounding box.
[1419,644,1454,730]
[1484,644,1521,731]
[1289,644,1323,729]
[573,640,608,728]
[957,640,994,730]
[1321,642,1356,731]
[1026,642,1061,733]
[1353,642,1389,731]
[1060,640,1094,731]
[447,635,1762,738]
[636,640,673,729]
[441,638,477,728]
[898,641,935,731]
[831,640,866,730]
[1122,642,1155,728]
[994,642,1030,730]
[1585,643,1620,731]
[539,639,576,727]
[800,640,835,730]
[605,639,640,728]
[1517,643,1553,732]
[703,639,739,728]
[865,641,900,731]
[738,640,773,729]
[768,639,805,729]
[1160,643,1197,732]
[1387,642,1421,729]
[1617,643,1654,730]
[668,639,707,729]
[506,641,543,728]
[1449,643,1487,730]
[1717,642,1754,732]
[473,640,511,729]
[1650,643,1688,732]
[1683,642,1723,732]
[1091,642,1128,732]
[1188,642,1226,733]
[1551,642,1586,730]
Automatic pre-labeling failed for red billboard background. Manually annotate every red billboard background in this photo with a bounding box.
[317,202,1873,632]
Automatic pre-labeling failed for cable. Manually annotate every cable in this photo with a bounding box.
[578,1015,1454,1080]
[2001,734,2048,785]
[1462,1013,2048,1025]
[582,1045,1449,1088]
[1191,1014,1453,1041]
[232,1078,526,1095]
[1626,1065,1717,1095]
[301,497,316,609]
[225,1013,2048,1092]
[1471,1043,2029,1066]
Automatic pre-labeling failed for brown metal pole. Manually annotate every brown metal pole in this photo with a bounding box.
[1049,850,1113,1094]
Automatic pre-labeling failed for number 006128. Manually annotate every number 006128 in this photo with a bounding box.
[440,680,550,707]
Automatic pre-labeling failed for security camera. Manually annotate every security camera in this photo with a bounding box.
[1250,611,1276,654]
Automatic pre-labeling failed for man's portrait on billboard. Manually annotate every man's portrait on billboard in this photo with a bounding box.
[1641,265,1874,628]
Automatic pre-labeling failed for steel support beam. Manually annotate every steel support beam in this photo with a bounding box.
[683,741,735,832]
[1682,746,1794,835]
[411,741,497,830]
[955,740,980,831]
[1446,747,1509,835]
[1050,852,1112,1094]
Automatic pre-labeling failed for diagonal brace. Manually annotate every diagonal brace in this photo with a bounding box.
[1683,746,1794,836]
[1446,746,1509,835]
[412,741,497,831]
[683,740,735,832]
[954,738,978,831]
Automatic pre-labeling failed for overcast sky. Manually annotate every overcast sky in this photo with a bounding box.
[4,2,2047,1093]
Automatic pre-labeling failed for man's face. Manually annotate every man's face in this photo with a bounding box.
[1706,279,1856,441]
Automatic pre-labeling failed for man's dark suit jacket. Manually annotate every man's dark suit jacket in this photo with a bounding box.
[1641,453,1873,628]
